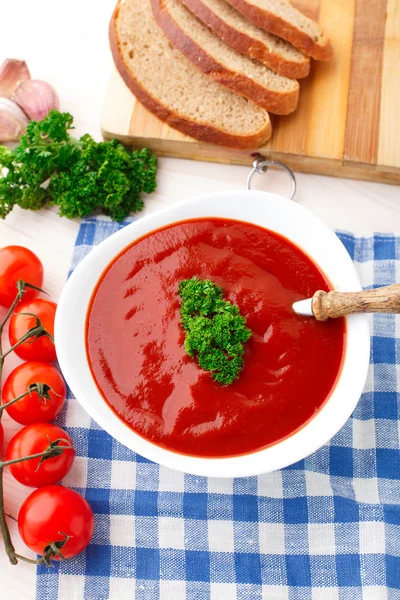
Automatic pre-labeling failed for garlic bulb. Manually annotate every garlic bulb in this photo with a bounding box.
[0,59,30,98]
[12,80,59,122]
[0,97,29,142]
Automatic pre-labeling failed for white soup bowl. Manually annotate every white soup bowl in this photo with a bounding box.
[55,190,370,478]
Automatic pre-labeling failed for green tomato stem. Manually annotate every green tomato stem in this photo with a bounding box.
[0,290,19,563]
[1,322,54,360]
[0,382,54,418]
[0,445,71,566]
[0,294,21,337]
[0,390,31,416]
[0,464,45,566]
[0,286,24,404]
[0,357,3,416]
[0,446,66,468]
[13,553,44,565]
[0,467,17,565]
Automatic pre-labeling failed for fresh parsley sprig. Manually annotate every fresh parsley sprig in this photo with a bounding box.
[0,110,157,221]
[178,278,251,386]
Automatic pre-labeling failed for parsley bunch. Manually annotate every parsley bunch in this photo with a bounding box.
[0,110,157,221]
[179,278,252,385]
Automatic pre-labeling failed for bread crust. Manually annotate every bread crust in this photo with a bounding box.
[224,0,333,60]
[109,4,272,149]
[181,0,310,79]
[151,0,299,115]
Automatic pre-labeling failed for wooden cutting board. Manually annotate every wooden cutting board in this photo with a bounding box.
[101,0,400,185]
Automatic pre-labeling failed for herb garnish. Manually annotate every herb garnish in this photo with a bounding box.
[178,278,252,385]
[0,110,157,221]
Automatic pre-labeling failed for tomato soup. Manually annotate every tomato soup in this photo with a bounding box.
[86,219,345,458]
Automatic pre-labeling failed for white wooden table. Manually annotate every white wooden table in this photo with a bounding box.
[1,1,400,597]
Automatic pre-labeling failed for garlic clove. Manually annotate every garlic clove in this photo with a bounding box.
[12,79,59,122]
[0,97,30,142]
[0,59,31,98]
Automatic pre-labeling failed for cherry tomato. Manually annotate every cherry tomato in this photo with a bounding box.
[0,246,43,308]
[18,485,94,559]
[2,362,66,425]
[0,423,3,453]
[8,299,57,362]
[6,423,74,487]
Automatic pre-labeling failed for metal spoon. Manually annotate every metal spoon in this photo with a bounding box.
[292,283,400,321]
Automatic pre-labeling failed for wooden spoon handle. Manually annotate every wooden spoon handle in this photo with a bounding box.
[312,284,400,321]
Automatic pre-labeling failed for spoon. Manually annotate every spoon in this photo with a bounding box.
[292,283,400,321]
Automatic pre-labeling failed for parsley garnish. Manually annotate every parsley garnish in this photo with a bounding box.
[178,278,252,385]
[0,110,157,221]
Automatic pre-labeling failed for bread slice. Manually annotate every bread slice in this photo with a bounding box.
[181,0,310,79]
[151,0,299,115]
[109,0,272,149]
[224,0,333,60]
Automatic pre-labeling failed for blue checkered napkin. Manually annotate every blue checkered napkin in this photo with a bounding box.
[36,219,400,600]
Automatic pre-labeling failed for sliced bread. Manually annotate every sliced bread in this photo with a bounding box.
[151,0,299,115]
[181,0,310,79]
[109,0,272,149]
[224,0,333,60]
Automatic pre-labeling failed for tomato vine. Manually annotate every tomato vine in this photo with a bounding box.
[0,281,71,566]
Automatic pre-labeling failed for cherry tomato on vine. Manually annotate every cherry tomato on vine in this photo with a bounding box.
[18,486,94,560]
[6,423,74,487]
[0,423,3,453]
[8,299,57,362]
[2,362,66,425]
[0,246,43,308]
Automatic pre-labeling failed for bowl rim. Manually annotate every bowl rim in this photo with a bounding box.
[55,189,370,478]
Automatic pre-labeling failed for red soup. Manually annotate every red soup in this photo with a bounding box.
[86,218,345,458]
